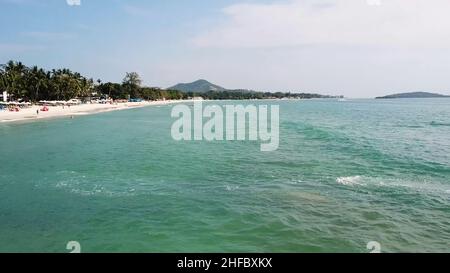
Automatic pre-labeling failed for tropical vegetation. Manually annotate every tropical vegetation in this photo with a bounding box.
[1,61,340,102]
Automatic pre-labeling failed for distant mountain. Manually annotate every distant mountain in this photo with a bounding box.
[168,79,341,99]
[376,92,450,99]
[169,79,227,93]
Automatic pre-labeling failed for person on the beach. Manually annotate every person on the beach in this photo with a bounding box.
[36,109,39,115]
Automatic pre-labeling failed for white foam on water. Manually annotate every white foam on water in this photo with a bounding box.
[336,176,364,186]
[336,175,450,198]
[225,185,240,191]
[49,173,138,197]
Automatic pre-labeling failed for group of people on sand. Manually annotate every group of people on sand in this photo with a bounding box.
[8,106,21,112]
[35,105,74,119]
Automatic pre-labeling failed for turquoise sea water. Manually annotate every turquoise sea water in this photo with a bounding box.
[0,99,449,253]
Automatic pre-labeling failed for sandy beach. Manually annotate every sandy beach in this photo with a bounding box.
[0,100,188,123]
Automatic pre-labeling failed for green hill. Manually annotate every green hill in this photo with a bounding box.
[169,79,227,93]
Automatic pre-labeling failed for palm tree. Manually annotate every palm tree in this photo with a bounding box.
[25,66,49,102]
[0,61,28,101]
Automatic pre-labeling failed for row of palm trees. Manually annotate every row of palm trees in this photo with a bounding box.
[0,61,94,102]
[0,61,190,102]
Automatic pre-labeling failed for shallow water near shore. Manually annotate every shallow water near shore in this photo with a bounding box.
[0,99,449,252]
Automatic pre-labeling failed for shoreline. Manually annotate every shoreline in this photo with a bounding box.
[0,100,191,124]
[0,97,363,124]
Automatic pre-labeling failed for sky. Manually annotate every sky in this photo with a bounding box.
[1,0,450,98]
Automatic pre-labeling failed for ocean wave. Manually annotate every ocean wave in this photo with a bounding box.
[52,175,137,197]
[225,185,240,191]
[336,175,450,197]
[336,176,364,186]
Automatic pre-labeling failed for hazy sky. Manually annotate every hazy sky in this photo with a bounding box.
[1,0,450,98]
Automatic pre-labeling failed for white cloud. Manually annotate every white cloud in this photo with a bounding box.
[193,0,450,48]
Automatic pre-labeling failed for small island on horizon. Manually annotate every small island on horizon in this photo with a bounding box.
[376,92,450,99]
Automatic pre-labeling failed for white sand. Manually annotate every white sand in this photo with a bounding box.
[0,100,189,123]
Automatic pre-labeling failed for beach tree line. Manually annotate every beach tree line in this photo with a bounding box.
[1,60,342,102]
[0,61,95,102]
[97,72,186,101]
[0,61,186,102]
[191,90,338,100]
